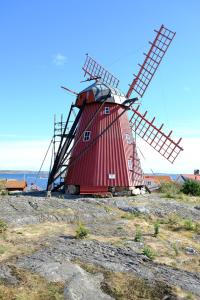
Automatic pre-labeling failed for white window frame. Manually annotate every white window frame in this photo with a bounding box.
[104,107,110,114]
[128,159,133,171]
[83,131,91,142]
[125,133,132,145]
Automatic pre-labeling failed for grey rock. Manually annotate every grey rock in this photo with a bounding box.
[64,269,113,300]
[17,255,113,299]
[17,238,200,297]
[118,206,150,214]
[185,247,197,255]
[0,265,19,285]
[194,206,200,210]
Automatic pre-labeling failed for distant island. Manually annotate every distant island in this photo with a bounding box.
[0,170,49,175]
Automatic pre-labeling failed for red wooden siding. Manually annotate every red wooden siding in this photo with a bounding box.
[65,102,143,191]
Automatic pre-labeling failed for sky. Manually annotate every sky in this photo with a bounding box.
[0,0,199,173]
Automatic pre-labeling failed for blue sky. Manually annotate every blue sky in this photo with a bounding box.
[0,0,199,172]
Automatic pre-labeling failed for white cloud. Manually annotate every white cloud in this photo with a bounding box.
[137,137,200,174]
[0,140,51,171]
[0,137,199,175]
[53,53,67,66]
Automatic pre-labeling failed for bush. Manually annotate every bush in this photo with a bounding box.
[142,246,156,260]
[0,219,7,234]
[184,219,195,231]
[181,180,200,196]
[75,223,89,239]
[134,225,142,242]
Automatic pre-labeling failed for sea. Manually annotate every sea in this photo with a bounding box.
[0,172,179,191]
[0,172,48,191]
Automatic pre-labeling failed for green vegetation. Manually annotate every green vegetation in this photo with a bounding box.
[77,261,175,300]
[0,267,64,300]
[0,219,7,234]
[75,222,89,239]
[142,246,156,260]
[171,243,179,256]
[0,245,6,255]
[181,180,200,196]
[159,182,181,198]
[184,219,196,231]
[165,213,180,228]
[134,225,142,242]
[0,181,8,196]
[153,221,160,237]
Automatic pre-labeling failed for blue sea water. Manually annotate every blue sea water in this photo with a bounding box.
[0,172,48,191]
[0,172,179,192]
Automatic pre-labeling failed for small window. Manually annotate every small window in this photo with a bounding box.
[125,133,132,144]
[147,181,152,186]
[128,159,133,171]
[104,107,110,114]
[83,131,91,141]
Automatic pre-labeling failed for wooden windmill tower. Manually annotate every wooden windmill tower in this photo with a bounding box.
[47,25,183,194]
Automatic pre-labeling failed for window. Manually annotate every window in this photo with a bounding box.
[108,173,116,179]
[125,133,132,144]
[128,159,133,171]
[104,107,110,114]
[83,131,91,141]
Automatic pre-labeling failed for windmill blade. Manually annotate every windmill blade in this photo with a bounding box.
[129,105,183,164]
[126,25,176,99]
[82,54,120,88]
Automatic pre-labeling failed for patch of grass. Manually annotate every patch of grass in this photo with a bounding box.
[0,245,7,255]
[142,245,156,260]
[153,221,160,237]
[104,206,113,213]
[116,226,123,230]
[0,266,64,300]
[171,243,179,256]
[134,225,142,242]
[159,182,181,198]
[76,261,176,300]
[0,190,8,196]
[184,219,195,231]
[165,213,181,228]
[0,220,7,234]
[75,222,89,239]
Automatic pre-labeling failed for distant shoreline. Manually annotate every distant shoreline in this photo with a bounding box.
[0,170,48,175]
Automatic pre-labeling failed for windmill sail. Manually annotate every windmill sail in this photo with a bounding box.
[126,25,176,98]
[129,105,183,163]
[82,54,120,88]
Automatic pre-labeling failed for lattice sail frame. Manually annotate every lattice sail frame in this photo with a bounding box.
[129,105,183,164]
[82,54,120,88]
[126,25,176,98]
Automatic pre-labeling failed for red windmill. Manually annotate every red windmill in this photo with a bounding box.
[47,25,183,194]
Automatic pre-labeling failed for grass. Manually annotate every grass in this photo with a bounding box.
[134,225,142,242]
[153,221,160,237]
[75,260,177,300]
[159,182,181,198]
[171,243,179,256]
[0,245,7,255]
[142,245,156,260]
[184,219,196,231]
[0,220,7,234]
[0,222,75,263]
[75,222,89,239]
[0,266,64,300]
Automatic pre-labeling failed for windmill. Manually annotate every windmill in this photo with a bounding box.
[47,24,183,194]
